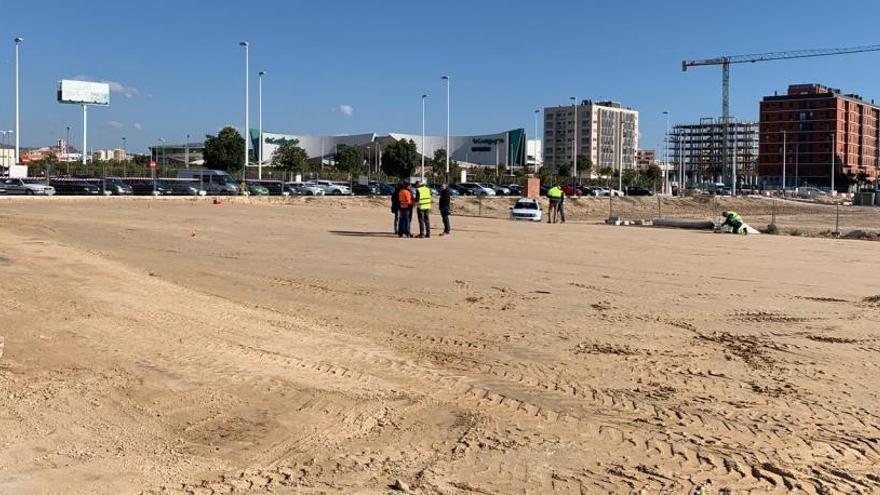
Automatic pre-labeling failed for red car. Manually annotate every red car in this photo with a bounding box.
[562,184,581,196]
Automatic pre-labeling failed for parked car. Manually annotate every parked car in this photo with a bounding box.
[103,178,133,195]
[625,186,653,196]
[169,181,201,195]
[316,182,351,195]
[510,198,542,222]
[505,184,523,196]
[50,179,101,195]
[352,183,379,195]
[459,182,496,196]
[447,184,465,196]
[178,169,240,195]
[377,183,395,195]
[286,183,325,196]
[489,184,511,196]
[562,185,580,196]
[1,178,55,195]
[246,183,270,196]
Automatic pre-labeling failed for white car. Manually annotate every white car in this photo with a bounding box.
[594,187,624,197]
[287,183,325,196]
[316,183,351,195]
[460,182,496,196]
[510,198,542,222]
[1,178,55,196]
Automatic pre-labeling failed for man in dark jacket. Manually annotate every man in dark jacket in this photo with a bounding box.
[391,180,403,234]
[439,183,452,235]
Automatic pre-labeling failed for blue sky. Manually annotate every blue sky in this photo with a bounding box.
[3,0,880,154]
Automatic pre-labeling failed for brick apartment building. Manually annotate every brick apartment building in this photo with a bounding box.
[759,84,880,190]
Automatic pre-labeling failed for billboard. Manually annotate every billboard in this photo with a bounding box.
[57,80,110,106]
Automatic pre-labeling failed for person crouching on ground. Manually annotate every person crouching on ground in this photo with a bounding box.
[414,180,432,238]
[397,182,414,238]
[439,183,452,236]
[720,211,744,234]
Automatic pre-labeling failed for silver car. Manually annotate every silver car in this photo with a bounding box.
[1,178,55,196]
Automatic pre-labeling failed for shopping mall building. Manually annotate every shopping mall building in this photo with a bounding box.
[251,128,527,170]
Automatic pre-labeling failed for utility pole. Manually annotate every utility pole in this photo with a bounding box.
[663,111,670,195]
[570,96,577,183]
[534,109,540,174]
[441,75,450,181]
[421,94,428,181]
[831,132,836,194]
[258,70,266,179]
[240,41,249,184]
[782,129,786,196]
[185,134,190,169]
[14,37,23,165]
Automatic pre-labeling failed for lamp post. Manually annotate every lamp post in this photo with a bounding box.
[258,70,266,179]
[663,111,670,194]
[121,136,127,177]
[421,93,428,181]
[441,75,450,181]
[570,96,577,183]
[184,133,190,169]
[14,37,22,165]
[65,126,71,174]
[534,109,540,174]
[240,41,249,184]
[158,138,166,177]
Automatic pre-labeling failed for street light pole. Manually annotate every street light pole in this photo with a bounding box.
[421,94,428,181]
[14,37,22,165]
[663,111,669,194]
[122,136,127,177]
[66,126,71,174]
[570,96,577,183]
[441,75,450,181]
[534,109,540,174]
[258,70,266,179]
[240,41,249,185]
[185,133,190,169]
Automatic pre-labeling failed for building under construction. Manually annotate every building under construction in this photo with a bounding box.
[669,118,758,187]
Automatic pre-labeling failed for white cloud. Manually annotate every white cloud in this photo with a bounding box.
[133,123,143,131]
[107,120,124,129]
[338,104,354,117]
[71,74,140,98]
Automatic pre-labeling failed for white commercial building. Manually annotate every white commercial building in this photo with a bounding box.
[543,100,639,175]
[253,128,527,170]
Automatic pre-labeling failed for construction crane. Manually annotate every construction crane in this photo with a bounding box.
[683,44,880,122]
[682,43,880,185]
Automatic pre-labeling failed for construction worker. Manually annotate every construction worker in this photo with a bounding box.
[439,183,452,236]
[391,180,403,234]
[414,180,432,238]
[547,184,564,224]
[397,181,414,238]
[720,211,744,234]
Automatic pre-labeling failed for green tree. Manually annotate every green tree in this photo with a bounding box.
[381,139,419,179]
[598,166,614,177]
[557,162,572,179]
[272,140,309,177]
[335,144,364,178]
[203,126,245,173]
[431,148,460,182]
[576,156,593,179]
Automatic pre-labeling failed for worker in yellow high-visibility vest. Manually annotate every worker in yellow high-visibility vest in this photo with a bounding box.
[414,180,432,238]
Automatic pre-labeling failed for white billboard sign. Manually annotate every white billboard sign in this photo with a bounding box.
[57,80,110,106]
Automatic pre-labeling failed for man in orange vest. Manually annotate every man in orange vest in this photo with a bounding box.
[397,181,414,238]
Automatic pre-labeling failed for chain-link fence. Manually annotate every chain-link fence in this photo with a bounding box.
[450,194,880,239]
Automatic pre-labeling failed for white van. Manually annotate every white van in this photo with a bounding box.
[177,169,240,195]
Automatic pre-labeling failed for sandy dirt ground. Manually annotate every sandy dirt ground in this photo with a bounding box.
[1,197,880,494]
